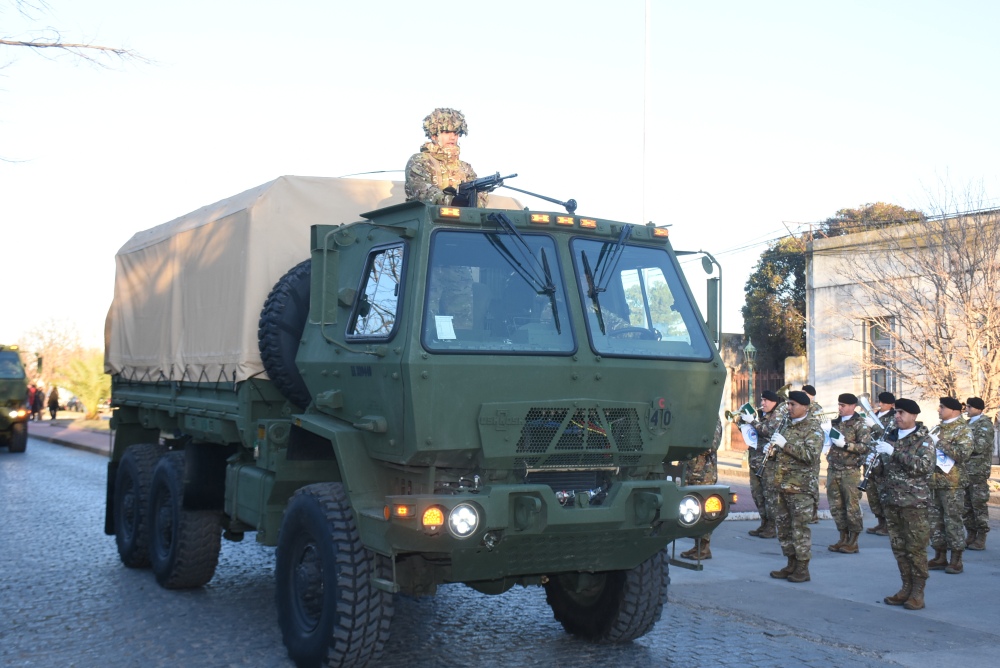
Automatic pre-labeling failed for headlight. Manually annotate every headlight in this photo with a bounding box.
[678,495,702,526]
[448,503,480,538]
[704,494,725,520]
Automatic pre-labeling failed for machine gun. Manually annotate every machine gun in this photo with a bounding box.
[450,172,518,207]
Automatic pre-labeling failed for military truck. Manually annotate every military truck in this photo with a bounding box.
[104,176,731,668]
[0,344,29,453]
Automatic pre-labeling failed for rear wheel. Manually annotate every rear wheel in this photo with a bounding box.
[113,442,167,567]
[8,422,27,453]
[148,452,221,589]
[276,482,393,668]
[543,549,668,643]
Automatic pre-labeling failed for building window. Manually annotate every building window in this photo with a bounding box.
[863,318,896,396]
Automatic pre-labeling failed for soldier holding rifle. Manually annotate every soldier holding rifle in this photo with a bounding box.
[927,397,973,574]
[871,398,933,610]
[825,393,870,554]
[768,391,824,583]
[405,107,488,207]
[865,392,896,536]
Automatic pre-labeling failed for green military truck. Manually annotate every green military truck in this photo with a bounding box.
[104,176,731,668]
[0,344,29,453]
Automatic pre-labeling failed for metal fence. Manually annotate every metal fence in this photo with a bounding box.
[730,369,785,410]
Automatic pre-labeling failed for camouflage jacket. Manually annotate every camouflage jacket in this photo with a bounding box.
[806,400,824,420]
[749,403,786,468]
[877,408,896,431]
[686,418,722,485]
[964,414,996,480]
[826,413,871,471]
[404,142,486,207]
[877,423,933,508]
[930,418,973,489]
[773,416,824,495]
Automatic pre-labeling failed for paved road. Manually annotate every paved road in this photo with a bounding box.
[2,438,998,667]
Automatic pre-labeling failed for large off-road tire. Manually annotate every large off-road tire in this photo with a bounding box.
[276,482,393,668]
[543,549,668,643]
[148,451,221,589]
[8,422,27,453]
[113,442,167,567]
[258,259,312,409]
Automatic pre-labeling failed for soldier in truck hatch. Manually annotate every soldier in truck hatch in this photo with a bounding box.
[405,107,487,208]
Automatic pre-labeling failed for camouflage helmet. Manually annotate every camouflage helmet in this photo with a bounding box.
[423,107,468,138]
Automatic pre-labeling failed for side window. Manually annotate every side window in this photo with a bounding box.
[347,245,404,339]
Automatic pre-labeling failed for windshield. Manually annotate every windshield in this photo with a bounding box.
[422,231,575,354]
[572,238,713,360]
[0,351,25,379]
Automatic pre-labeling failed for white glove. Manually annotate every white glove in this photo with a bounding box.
[831,435,846,448]
[771,432,787,449]
[740,412,753,423]
[875,440,894,455]
[929,433,939,445]
[864,414,879,428]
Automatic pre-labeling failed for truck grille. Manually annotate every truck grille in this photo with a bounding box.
[514,407,643,469]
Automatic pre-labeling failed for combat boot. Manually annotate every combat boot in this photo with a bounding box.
[828,531,847,552]
[927,548,948,570]
[787,558,811,583]
[838,531,860,554]
[748,520,766,537]
[964,529,977,547]
[679,542,699,559]
[944,550,964,574]
[904,576,926,610]
[884,560,912,606]
[770,555,796,579]
[866,517,887,535]
[758,520,777,539]
[968,531,986,551]
[693,544,712,560]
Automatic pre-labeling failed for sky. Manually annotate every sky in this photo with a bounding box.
[2,0,999,349]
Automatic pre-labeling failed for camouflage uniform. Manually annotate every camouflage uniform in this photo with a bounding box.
[876,423,934,608]
[679,418,722,559]
[772,416,824,565]
[865,409,896,534]
[825,412,871,547]
[962,414,995,547]
[928,419,973,554]
[806,400,824,521]
[748,404,784,537]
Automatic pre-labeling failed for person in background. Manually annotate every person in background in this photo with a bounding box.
[47,386,60,421]
[802,384,823,523]
[825,393,870,554]
[746,390,783,539]
[962,397,994,551]
[865,392,896,536]
[926,397,972,574]
[679,418,723,560]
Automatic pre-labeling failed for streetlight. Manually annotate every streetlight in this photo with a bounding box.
[743,338,757,407]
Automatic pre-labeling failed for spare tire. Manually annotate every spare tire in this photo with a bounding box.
[259,259,312,409]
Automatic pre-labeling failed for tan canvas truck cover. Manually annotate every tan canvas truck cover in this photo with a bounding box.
[105,175,522,383]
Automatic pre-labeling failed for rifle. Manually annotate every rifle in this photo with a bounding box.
[451,172,517,207]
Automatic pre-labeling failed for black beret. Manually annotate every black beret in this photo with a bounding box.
[802,385,817,396]
[939,396,962,411]
[838,393,858,405]
[761,390,780,402]
[895,398,920,414]
[878,392,896,404]
[788,390,811,406]
[966,397,985,410]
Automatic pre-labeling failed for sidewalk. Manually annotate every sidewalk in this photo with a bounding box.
[25,416,112,457]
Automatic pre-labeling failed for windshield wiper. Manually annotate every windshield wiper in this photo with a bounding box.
[594,225,633,293]
[486,212,561,333]
[581,250,606,335]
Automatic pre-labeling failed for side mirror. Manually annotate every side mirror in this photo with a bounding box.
[706,277,719,346]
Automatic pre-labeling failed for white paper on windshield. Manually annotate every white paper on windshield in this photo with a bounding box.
[435,316,457,340]
[935,449,955,474]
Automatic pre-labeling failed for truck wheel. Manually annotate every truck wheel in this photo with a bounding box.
[543,549,668,643]
[8,422,27,453]
[276,482,393,668]
[148,451,221,589]
[113,442,167,567]
[259,259,312,409]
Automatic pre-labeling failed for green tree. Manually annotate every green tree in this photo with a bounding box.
[61,350,110,419]
[819,202,925,238]
[741,236,807,371]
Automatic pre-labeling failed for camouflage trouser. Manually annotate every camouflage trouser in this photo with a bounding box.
[749,469,768,522]
[866,476,884,519]
[826,468,863,533]
[963,476,991,533]
[928,487,966,551]
[885,505,930,580]
[762,460,779,528]
[775,491,814,561]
